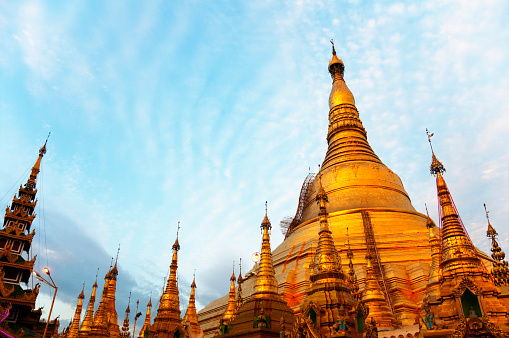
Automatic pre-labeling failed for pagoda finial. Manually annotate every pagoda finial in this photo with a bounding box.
[238,258,243,283]
[230,261,236,281]
[427,129,445,176]
[26,134,50,190]
[484,203,497,238]
[172,222,181,251]
[328,39,345,79]
[261,201,271,231]
[425,203,436,234]
[484,204,508,286]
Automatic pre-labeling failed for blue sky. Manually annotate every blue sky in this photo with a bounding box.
[0,0,508,330]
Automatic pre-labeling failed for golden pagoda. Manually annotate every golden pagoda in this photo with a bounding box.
[138,297,152,338]
[360,255,398,329]
[295,178,359,337]
[79,276,98,337]
[183,275,204,338]
[223,267,237,323]
[88,259,121,338]
[219,205,295,337]
[68,284,86,338]
[199,41,439,332]
[148,235,186,338]
[420,140,509,337]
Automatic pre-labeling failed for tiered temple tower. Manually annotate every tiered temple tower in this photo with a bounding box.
[68,285,86,338]
[421,144,509,336]
[79,277,98,337]
[138,298,152,338]
[0,141,54,336]
[88,262,121,338]
[296,178,360,337]
[183,276,204,338]
[220,206,295,337]
[148,236,186,337]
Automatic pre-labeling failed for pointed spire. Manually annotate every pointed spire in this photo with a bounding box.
[79,274,98,334]
[254,203,279,295]
[138,296,152,338]
[150,222,182,335]
[484,204,509,287]
[120,293,132,338]
[428,132,481,275]
[223,263,237,322]
[26,133,50,190]
[68,283,86,338]
[310,177,343,281]
[362,254,398,328]
[183,273,203,337]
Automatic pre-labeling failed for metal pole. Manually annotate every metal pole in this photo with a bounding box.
[42,286,58,338]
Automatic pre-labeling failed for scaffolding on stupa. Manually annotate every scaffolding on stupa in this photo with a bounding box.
[362,210,394,313]
[280,173,316,239]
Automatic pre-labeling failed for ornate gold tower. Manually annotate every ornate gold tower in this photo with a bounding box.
[138,297,152,338]
[68,284,86,338]
[296,178,359,337]
[79,277,98,337]
[222,267,237,325]
[421,143,509,336]
[149,236,186,338]
[88,261,121,338]
[220,206,295,337]
[183,275,204,338]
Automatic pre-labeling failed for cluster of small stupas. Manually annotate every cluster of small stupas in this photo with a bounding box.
[2,42,509,338]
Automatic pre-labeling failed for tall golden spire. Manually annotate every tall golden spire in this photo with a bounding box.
[362,255,398,328]
[310,176,343,282]
[253,202,279,296]
[79,274,98,336]
[321,40,381,171]
[484,204,509,286]
[120,293,131,338]
[427,131,482,275]
[183,273,203,337]
[68,283,85,338]
[222,263,237,322]
[90,265,112,335]
[150,223,183,336]
[138,297,152,338]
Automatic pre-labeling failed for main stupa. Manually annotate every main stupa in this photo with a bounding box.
[199,43,449,334]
